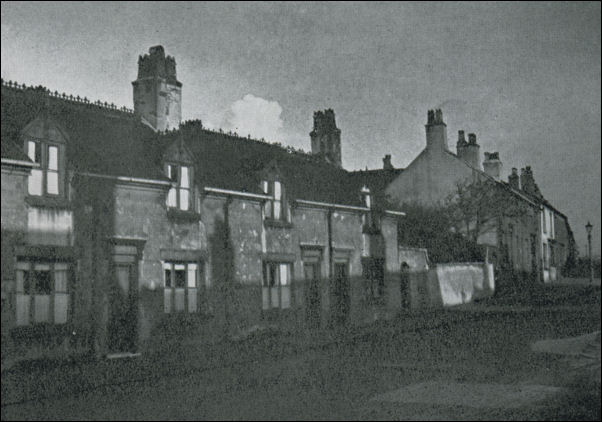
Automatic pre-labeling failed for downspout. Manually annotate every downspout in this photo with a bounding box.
[327,208,333,281]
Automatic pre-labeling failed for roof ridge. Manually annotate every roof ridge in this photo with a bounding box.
[1,78,135,116]
[162,122,346,168]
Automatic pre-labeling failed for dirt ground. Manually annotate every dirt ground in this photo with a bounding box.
[2,286,600,420]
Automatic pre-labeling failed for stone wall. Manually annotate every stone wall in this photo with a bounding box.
[408,263,494,308]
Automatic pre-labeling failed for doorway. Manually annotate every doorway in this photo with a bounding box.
[108,263,138,353]
[304,262,321,328]
[332,262,350,326]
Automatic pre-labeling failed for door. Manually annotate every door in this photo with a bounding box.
[109,263,138,352]
[304,262,321,328]
[332,262,350,326]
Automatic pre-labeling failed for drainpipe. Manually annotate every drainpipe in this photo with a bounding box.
[327,208,333,281]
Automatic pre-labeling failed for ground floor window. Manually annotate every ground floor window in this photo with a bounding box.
[15,261,70,326]
[163,262,199,313]
[262,262,292,310]
[363,258,385,301]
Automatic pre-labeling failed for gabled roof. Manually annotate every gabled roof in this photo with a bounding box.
[1,80,375,208]
[161,126,366,206]
[1,82,168,181]
[348,167,404,209]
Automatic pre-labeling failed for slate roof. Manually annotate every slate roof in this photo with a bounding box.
[1,83,168,181]
[1,81,393,209]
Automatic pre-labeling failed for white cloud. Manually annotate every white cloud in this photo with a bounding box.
[224,94,284,142]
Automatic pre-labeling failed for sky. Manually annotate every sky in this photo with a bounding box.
[1,1,600,256]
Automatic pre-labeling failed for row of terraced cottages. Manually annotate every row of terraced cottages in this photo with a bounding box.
[1,77,405,361]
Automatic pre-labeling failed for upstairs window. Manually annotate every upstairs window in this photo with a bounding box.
[27,140,62,197]
[166,164,192,211]
[361,185,371,208]
[262,180,289,222]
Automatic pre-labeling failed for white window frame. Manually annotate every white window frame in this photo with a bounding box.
[163,261,199,313]
[262,180,288,222]
[15,261,70,326]
[166,164,192,211]
[262,262,292,310]
[27,140,62,197]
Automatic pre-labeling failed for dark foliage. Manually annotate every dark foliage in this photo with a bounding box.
[398,202,484,263]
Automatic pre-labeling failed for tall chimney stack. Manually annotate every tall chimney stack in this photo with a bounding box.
[383,154,393,170]
[425,108,448,151]
[508,168,520,190]
[483,151,502,180]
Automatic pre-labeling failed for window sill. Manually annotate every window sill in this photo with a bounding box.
[25,195,71,210]
[264,219,293,229]
[166,208,201,222]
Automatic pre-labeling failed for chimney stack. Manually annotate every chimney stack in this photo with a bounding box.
[425,108,448,151]
[483,151,502,180]
[456,131,480,169]
[508,167,520,190]
[383,154,393,170]
[310,109,342,167]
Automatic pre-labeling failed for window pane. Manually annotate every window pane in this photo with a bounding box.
[274,181,281,200]
[188,288,197,313]
[187,264,197,288]
[16,270,26,293]
[34,295,51,323]
[48,146,58,170]
[269,264,276,287]
[281,286,291,309]
[167,188,177,207]
[28,169,43,196]
[174,289,185,312]
[271,287,279,308]
[55,270,68,292]
[164,288,172,313]
[279,263,290,286]
[274,200,281,220]
[27,141,38,162]
[16,294,30,326]
[164,263,172,288]
[180,166,189,188]
[179,188,189,211]
[174,266,186,288]
[262,287,270,310]
[167,165,178,183]
[365,194,371,208]
[33,270,52,295]
[262,180,269,194]
[264,200,272,219]
[47,170,59,194]
[54,293,69,324]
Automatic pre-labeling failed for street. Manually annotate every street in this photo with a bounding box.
[2,288,600,421]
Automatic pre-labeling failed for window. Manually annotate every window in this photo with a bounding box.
[363,258,385,301]
[361,185,371,209]
[166,164,192,211]
[543,243,550,269]
[542,210,547,234]
[163,262,199,313]
[262,180,289,222]
[15,261,70,326]
[26,141,62,197]
[262,262,292,310]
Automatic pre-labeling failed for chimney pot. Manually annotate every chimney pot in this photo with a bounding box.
[383,154,393,170]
